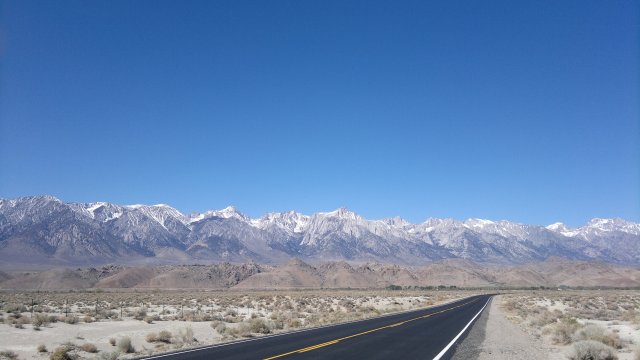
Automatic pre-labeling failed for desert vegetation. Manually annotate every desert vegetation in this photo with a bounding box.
[0,289,470,359]
[501,291,640,360]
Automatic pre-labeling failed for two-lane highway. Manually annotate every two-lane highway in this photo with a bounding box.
[143,294,492,360]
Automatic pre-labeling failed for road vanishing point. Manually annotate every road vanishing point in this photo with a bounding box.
[143,294,492,360]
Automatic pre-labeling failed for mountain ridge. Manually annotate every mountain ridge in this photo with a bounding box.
[1,195,638,266]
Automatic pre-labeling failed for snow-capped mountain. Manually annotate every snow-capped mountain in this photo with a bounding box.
[0,195,638,266]
[553,218,640,238]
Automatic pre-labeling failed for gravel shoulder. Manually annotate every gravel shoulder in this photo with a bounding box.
[453,295,552,360]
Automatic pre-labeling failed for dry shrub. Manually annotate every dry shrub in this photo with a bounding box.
[64,315,79,325]
[268,312,285,330]
[80,343,97,353]
[211,321,226,334]
[0,351,18,360]
[287,318,301,328]
[11,316,30,329]
[101,310,119,320]
[549,318,581,345]
[178,325,195,345]
[49,346,75,360]
[134,308,147,321]
[248,318,272,334]
[146,332,158,343]
[219,323,246,338]
[157,330,172,343]
[570,340,617,360]
[38,344,48,353]
[147,330,172,343]
[5,304,27,313]
[117,337,135,353]
[108,338,116,346]
[574,324,622,349]
[32,313,50,327]
[528,308,558,328]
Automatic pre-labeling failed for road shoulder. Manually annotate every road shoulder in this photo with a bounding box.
[452,295,550,360]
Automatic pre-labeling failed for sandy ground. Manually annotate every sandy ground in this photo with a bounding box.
[0,319,217,359]
[454,295,555,360]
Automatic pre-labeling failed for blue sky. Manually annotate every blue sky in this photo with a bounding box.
[0,0,638,226]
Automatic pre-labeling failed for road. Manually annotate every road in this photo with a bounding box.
[144,294,492,360]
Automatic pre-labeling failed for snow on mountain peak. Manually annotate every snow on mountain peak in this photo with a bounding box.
[221,205,237,212]
[587,218,628,228]
[544,218,640,239]
[71,201,122,222]
[464,218,495,228]
[584,218,640,235]
[153,204,172,208]
[33,195,61,202]
[188,205,249,224]
[421,218,462,229]
[320,207,360,220]
[253,210,310,233]
[546,222,570,232]
[382,216,411,228]
[216,205,247,219]
[83,202,108,217]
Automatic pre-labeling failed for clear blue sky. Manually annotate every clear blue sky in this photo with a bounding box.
[1,0,638,226]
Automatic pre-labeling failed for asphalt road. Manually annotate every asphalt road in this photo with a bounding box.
[144,294,492,360]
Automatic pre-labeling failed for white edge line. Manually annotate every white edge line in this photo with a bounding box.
[432,296,492,360]
[140,295,481,360]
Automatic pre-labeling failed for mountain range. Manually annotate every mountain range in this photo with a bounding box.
[0,195,638,267]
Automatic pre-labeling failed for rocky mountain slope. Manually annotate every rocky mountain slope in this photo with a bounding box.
[0,195,638,266]
[1,258,638,289]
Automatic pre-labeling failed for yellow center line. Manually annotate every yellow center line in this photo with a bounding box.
[263,298,479,360]
[297,340,340,353]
